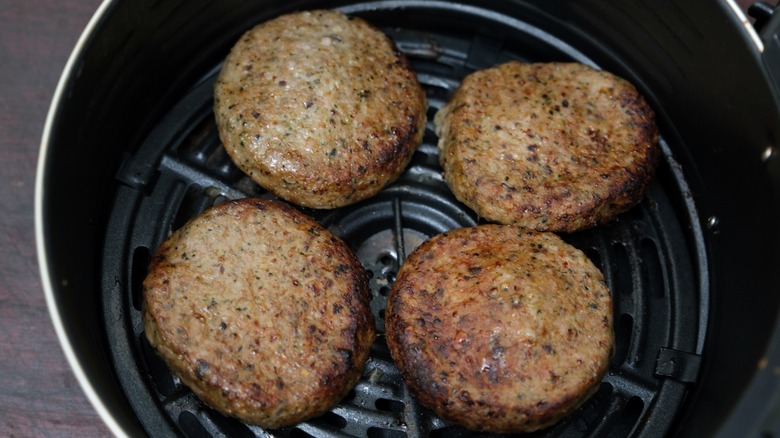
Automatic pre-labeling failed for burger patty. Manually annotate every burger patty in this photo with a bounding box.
[434,61,659,232]
[142,198,376,428]
[385,225,613,434]
[213,10,427,209]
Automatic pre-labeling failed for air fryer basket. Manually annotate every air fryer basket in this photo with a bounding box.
[37,0,780,437]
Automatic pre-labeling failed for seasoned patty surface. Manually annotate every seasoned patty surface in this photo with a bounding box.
[385,225,613,433]
[142,198,376,428]
[434,61,659,232]
[214,10,427,209]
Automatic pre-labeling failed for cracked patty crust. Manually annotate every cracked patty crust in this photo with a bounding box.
[142,198,376,428]
[214,10,427,209]
[434,61,659,232]
[385,225,613,433]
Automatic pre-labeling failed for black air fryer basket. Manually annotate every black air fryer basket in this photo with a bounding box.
[36,0,780,437]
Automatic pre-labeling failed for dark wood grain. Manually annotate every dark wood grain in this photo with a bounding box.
[0,1,108,437]
[0,1,761,437]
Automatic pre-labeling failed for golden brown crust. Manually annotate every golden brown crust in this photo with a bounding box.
[214,10,427,209]
[435,61,659,232]
[385,225,613,433]
[142,198,376,428]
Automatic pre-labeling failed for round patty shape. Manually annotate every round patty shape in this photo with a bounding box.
[435,61,659,232]
[142,198,376,428]
[385,225,613,434]
[214,10,427,209]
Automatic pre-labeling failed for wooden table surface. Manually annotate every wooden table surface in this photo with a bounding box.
[0,1,760,437]
[1,1,108,436]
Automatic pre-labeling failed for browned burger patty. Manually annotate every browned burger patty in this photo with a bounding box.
[385,225,613,434]
[434,61,659,232]
[142,198,376,428]
[213,10,427,209]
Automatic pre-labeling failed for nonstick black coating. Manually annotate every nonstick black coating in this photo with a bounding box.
[38,0,780,437]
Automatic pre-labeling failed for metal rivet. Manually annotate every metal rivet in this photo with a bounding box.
[706,216,719,230]
[762,146,774,162]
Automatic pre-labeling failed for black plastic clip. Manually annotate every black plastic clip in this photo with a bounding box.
[655,347,702,383]
[116,152,159,194]
[749,1,777,33]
